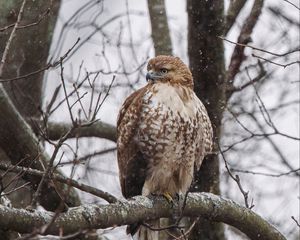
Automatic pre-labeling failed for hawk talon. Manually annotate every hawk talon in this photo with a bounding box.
[162,192,174,204]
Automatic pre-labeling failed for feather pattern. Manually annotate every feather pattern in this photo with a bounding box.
[117,55,213,239]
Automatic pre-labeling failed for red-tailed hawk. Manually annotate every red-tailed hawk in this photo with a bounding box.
[117,55,213,239]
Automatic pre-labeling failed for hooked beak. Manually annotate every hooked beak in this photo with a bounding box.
[146,71,160,82]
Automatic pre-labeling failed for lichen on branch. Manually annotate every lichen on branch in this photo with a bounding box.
[0,193,286,240]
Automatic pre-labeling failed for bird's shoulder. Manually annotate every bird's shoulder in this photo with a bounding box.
[117,85,149,128]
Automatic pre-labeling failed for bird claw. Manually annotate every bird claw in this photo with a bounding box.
[162,192,174,204]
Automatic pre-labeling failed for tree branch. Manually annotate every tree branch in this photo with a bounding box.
[226,0,264,83]
[44,121,117,142]
[226,60,267,98]
[224,0,247,35]
[0,193,286,240]
[0,162,118,203]
[147,0,172,55]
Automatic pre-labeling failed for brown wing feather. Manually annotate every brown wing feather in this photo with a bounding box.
[117,85,149,198]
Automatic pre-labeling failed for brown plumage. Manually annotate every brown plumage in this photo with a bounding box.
[117,55,213,239]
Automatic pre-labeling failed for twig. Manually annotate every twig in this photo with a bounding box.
[226,60,267,98]
[60,61,76,125]
[252,54,300,68]
[58,147,117,166]
[0,8,50,32]
[0,0,27,77]
[0,38,80,82]
[1,182,31,197]
[142,222,184,232]
[268,7,300,28]
[247,71,300,141]
[231,168,300,178]
[283,0,300,10]
[291,216,300,228]
[50,72,89,115]
[73,83,88,120]
[43,84,62,128]
[246,112,300,174]
[31,125,74,207]
[92,75,116,120]
[218,143,254,209]
[220,36,300,57]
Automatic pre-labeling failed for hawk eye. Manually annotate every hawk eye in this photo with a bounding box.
[160,68,168,74]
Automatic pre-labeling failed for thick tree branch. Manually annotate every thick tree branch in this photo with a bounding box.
[147,0,172,55]
[0,193,286,240]
[45,121,117,142]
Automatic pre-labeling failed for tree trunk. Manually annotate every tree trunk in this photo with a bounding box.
[187,1,226,239]
[0,0,60,118]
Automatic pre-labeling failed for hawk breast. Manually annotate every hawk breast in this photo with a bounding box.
[134,83,211,195]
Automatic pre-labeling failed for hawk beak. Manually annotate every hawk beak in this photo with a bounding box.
[146,71,159,82]
[146,72,154,81]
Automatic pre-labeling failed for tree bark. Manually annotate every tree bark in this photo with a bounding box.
[44,121,117,142]
[147,0,172,55]
[0,193,286,240]
[187,1,226,239]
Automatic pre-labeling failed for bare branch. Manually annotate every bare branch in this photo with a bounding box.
[0,8,50,32]
[58,147,117,166]
[252,53,300,68]
[226,60,267,99]
[291,216,300,228]
[0,38,80,83]
[226,0,264,83]
[0,162,118,203]
[231,168,300,178]
[0,84,80,211]
[218,144,254,209]
[268,7,300,28]
[43,121,116,142]
[282,0,300,10]
[221,37,300,57]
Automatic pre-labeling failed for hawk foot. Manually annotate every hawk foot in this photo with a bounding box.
[162,192,174,204]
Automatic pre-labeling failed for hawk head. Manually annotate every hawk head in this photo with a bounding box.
[146,55,193,88]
